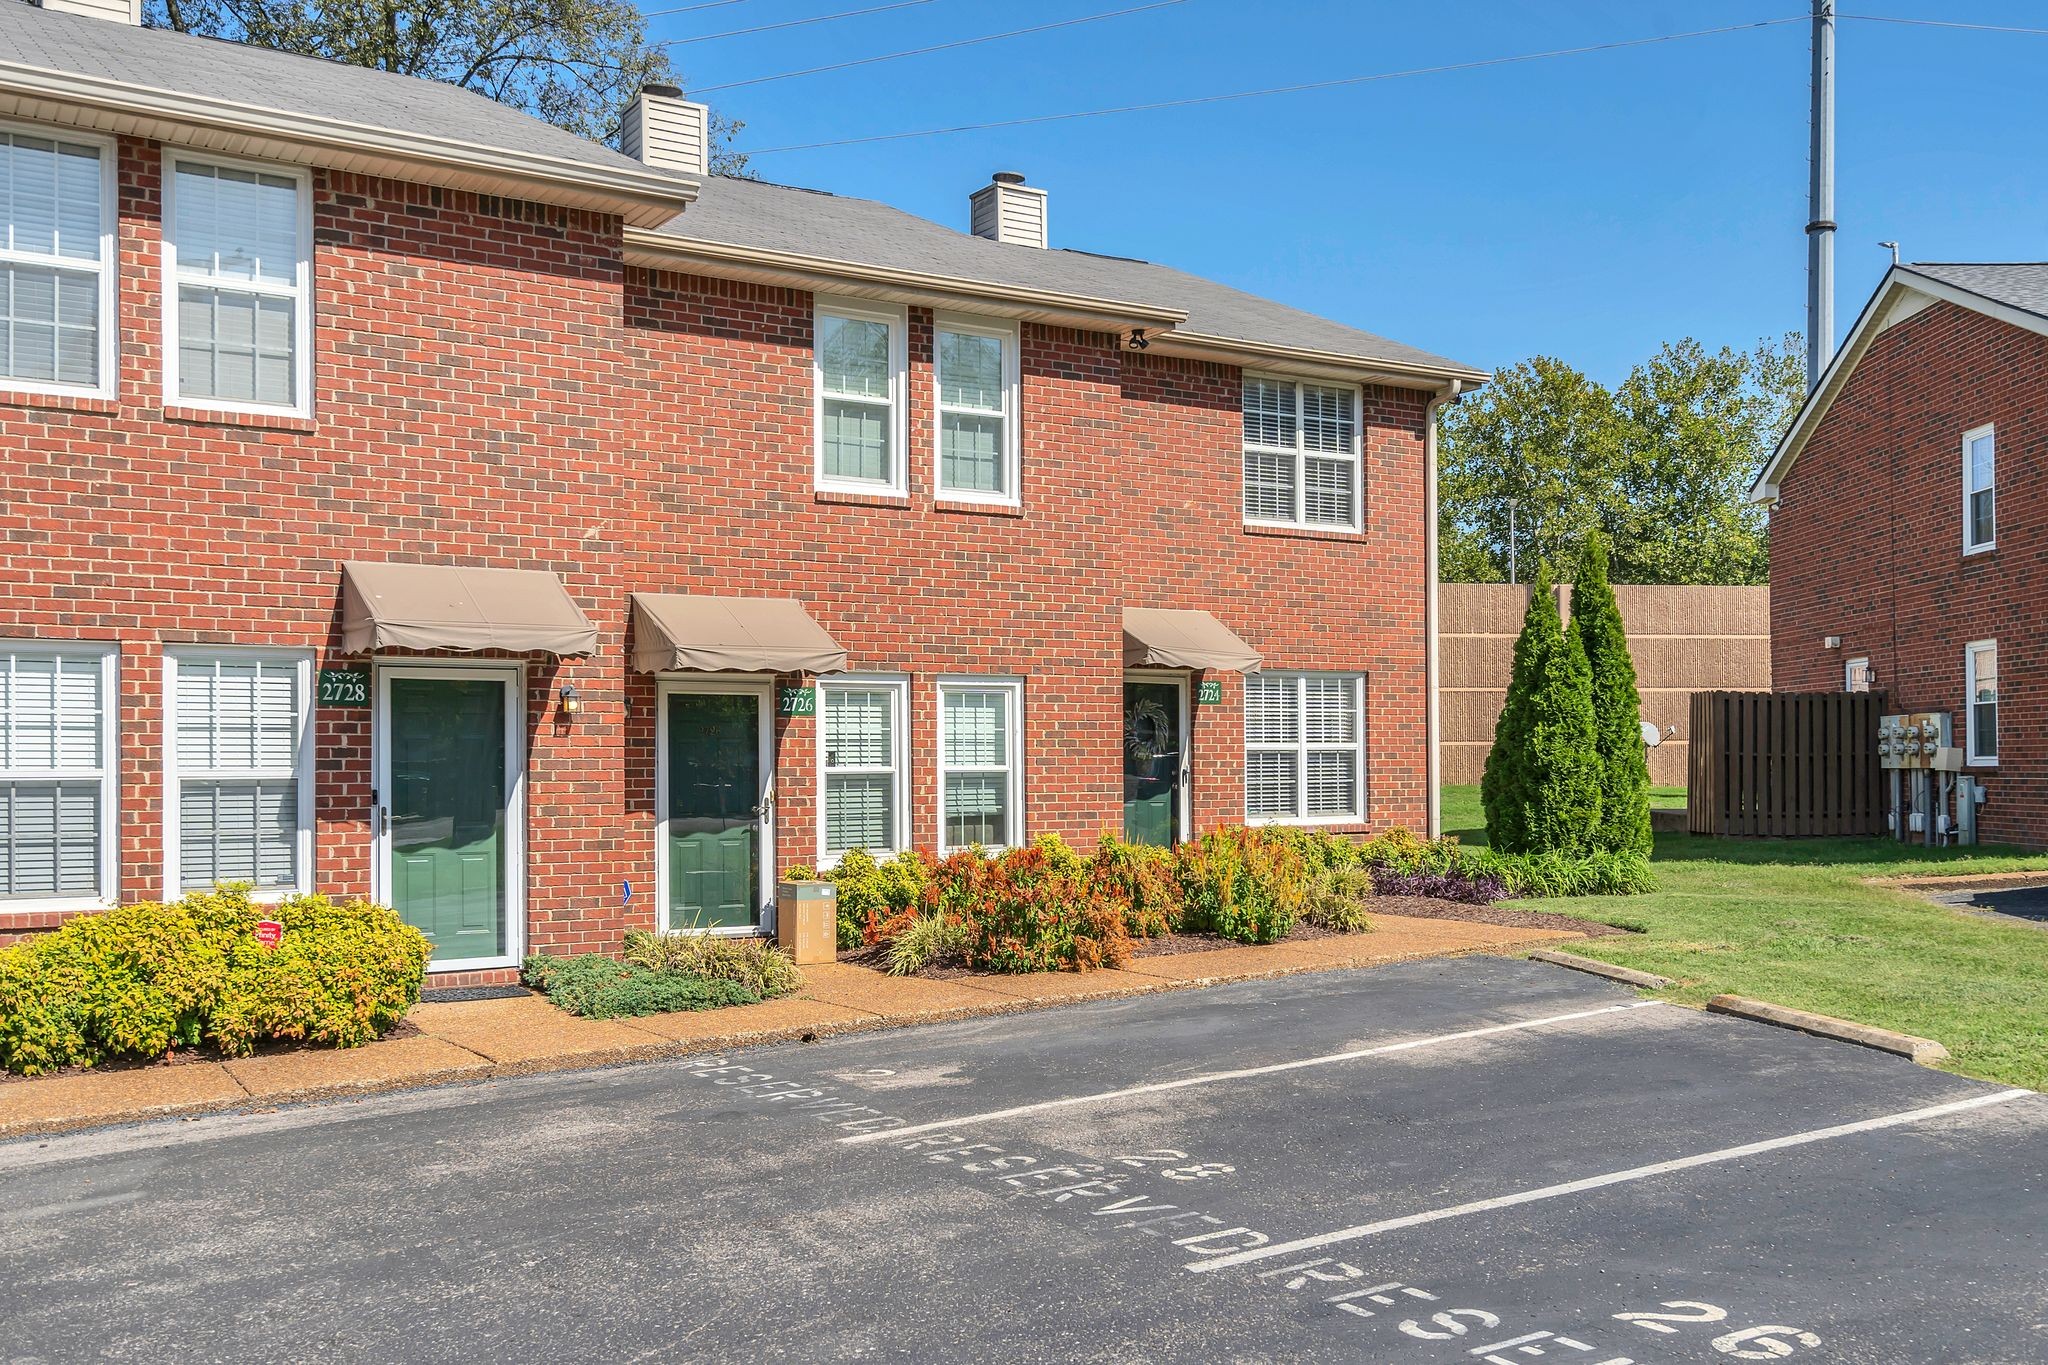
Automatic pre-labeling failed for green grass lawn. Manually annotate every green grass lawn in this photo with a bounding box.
[1441,785,2048,1091]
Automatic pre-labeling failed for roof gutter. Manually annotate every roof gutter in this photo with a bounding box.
[0,61,696,226]
[1152,330,1491,389]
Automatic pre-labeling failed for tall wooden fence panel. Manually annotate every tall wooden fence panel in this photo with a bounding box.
[1688,691,1887,837]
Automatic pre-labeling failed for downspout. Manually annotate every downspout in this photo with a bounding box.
[1424,378,1467,839]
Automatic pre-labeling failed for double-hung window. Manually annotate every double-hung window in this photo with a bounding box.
[0,125,115,398]
[1242,376,1361,532]
[166,652,313,895]
[1245,672,1365,824]
[1966,640,1998,767]
[937,678,1023,853]
[1963,423,1995,554]
[934,317,1019,503]
[815,298,907,496]
[819,676,908,865]
[165,155,311,416]
[0,643,117,905]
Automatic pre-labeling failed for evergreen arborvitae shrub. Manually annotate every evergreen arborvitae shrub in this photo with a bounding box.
[1481,567,1601,854]
[1573,533,1654,855]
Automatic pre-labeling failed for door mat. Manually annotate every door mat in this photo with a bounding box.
[420,985,534,1003]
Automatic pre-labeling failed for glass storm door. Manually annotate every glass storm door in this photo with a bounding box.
[1123,680,1184,846]
[386,674,511,964]
[665,690,764,931]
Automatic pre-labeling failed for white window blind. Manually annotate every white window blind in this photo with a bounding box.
[1245,673,1364,823]
[821,680,904,860]
[0,647,112,901]
[1964,424,1995,553]
[936,323,1016,500]
[817,305,902,491]
[1,128,110,393]
[1243,378,1359,530]
[168,160,307,411]
[939,680,1022,853]
[170,655,307,893]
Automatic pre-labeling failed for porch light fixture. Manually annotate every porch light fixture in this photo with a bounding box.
[559,683,583,717]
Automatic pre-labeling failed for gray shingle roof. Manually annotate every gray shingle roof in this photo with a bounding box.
[1903,263,2048,320]
[655,176,1483,379]
[0,0,659,180]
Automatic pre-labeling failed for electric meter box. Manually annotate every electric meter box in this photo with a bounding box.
[1877,712,1950,770]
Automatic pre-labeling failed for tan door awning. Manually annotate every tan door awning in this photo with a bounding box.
[630,594,848,674]
[340,562,598,656]
[1123,607,1261,673]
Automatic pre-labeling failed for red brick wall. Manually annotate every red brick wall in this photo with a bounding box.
[1,135,1432,956]
[1769,299,2048,845]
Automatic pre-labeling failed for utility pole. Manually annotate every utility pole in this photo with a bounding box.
[1507,499,1518,587]
[1806,0,1836,390]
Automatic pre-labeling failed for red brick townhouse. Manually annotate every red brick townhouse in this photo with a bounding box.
[1754,262,2048,846]
[0,0,1485,979]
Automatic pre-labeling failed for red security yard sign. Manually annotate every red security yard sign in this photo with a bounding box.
[255,920,284,949]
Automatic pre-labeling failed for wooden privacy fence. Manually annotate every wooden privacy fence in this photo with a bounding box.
[1688,691,1887,837]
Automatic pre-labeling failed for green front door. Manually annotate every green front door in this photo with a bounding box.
[666,690,763,931]
[1123,680,1183,846]
[387,675,509,963]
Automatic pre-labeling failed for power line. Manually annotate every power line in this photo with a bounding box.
[641,0,763,17]
[664,0,940,46]
[1838,13,2048,37]
[692,0,1190,95]
[737,16,1805,155]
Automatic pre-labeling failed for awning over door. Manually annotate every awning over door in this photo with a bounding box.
[630,593,848,674]
[1122,608,1262,673]
[340,562,598,656]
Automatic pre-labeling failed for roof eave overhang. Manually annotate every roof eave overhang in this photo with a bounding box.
[1146,330,1489,391]
[623,228,1189,333]
[1751,266,2048,504]
[0,63,696,227]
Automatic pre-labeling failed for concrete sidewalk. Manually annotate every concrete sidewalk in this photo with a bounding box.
[0,913,1581,1141]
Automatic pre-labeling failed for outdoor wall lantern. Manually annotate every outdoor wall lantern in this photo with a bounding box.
[559,683,583,718]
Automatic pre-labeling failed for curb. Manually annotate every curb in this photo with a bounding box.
[1705,994,1950,1063]
[1526,949,1672,990]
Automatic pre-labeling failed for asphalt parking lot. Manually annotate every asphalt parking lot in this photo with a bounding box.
[2,955,2043,1363]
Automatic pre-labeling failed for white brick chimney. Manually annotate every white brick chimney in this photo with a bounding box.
[970,172,1048,249]
[34,0,142,22]
[619,84,710,178]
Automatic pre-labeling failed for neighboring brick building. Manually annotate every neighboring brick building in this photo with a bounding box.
[0,0,1484,977]
[1754,262,2048,846]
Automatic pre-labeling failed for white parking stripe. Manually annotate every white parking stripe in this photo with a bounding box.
[837,1000,1660,1146]
[1184,1087,2035,1273]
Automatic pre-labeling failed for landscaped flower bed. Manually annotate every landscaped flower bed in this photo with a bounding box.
[522,930,802,1019]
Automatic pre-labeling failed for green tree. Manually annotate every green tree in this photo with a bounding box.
[1572,531,1652,855]
[147,0,748,165]
[1481,567,1601,855]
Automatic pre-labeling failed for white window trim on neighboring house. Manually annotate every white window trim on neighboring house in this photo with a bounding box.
[1966,639,1998,767]
[1844,656,1871,693]
[161,647,315,901]
[159,148,315,419]
[1244,671,1367,826]
[0,121,118,402]
[932,313,1021,506]
[1241,373,1364,534]
[814,295,909,497]
[1962,422,1996,555]
[935,675,1024,855]
[816,673,910,869]
[0,639,119,911]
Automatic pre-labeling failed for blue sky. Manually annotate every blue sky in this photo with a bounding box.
[655,2,2048,384]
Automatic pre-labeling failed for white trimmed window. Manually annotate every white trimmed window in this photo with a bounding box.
[819,675,908,865]
[0,124,116,398]
[1963,423,1995,554]
[0,643,117,905]
[1243,376,1361,531]
[937,677,1023,853]
[1245,672,1365,824]
[1966,640,1998,767]
[815,297,907,496]
[166,652,313,896]
[164,155,312,416]
[1844,657,1872,693]
[934,316,1019,503]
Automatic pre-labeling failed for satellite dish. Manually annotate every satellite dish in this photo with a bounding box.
[1640,720,1664,748]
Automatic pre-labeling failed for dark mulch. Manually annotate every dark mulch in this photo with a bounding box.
[0,1018,424,1084]
[1368,894,1627,937]
[420,984,534,1004]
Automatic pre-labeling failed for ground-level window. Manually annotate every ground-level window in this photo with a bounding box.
[1245,672,1365,823]
[1966,640,1998,766]
[167,651,312,895]
[1963,423,1995,554]
[1845,656,1872,693]
[0,642,116,904]
[819,675,908,864]
[937,677,1023,853]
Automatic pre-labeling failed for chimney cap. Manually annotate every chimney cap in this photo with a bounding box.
[642,82,685,99]
[991,171,1027,185]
